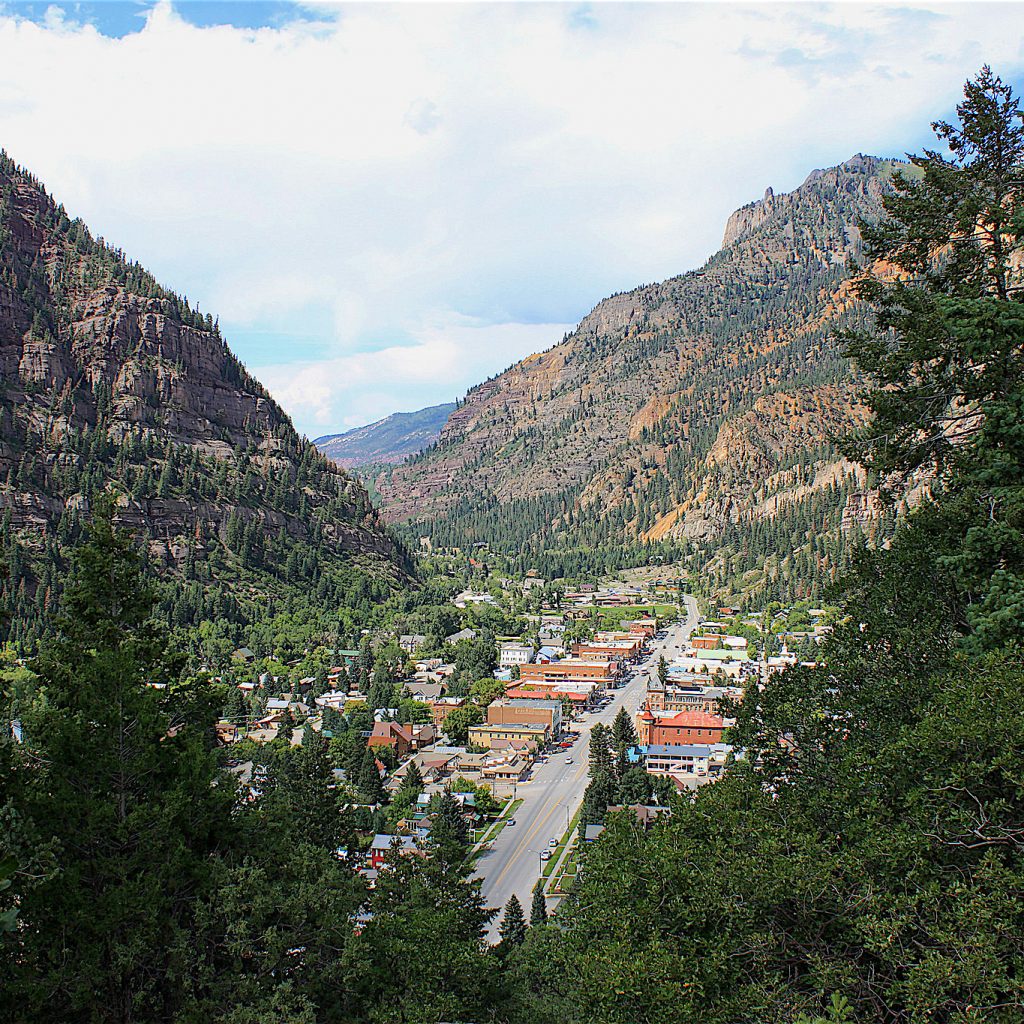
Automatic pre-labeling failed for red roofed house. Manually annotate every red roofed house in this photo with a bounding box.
[367,721,415,757]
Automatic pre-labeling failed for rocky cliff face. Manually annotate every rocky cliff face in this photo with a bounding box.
[0,152,404,641]
[721,186,777,248]
[378,155,909,598]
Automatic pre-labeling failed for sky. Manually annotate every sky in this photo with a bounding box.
[0,1,1022,438]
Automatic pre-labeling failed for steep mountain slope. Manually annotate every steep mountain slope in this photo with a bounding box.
[315,402,456,468]
[378,155,907,599]
[0,151,406,649]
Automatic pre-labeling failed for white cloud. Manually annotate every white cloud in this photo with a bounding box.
[0,2,1020,433]
[252,315,574,436]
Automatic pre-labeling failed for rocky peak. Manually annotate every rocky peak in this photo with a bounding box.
[721,154,889,251]
[721,185,778,249]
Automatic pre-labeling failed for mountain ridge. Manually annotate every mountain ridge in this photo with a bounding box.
[0,150,406,647]
[315,401,457,468]
[376,154,908,599]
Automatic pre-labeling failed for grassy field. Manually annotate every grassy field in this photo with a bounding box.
[590,603,679,629]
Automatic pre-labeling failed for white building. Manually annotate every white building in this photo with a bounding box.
[499,643,535,667]
[453,590,499,609]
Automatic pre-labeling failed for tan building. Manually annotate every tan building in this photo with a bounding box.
[646,682,742,714]
[624,618,658,638]
[487,698,562,735]
[572,639,642,662]
[468,722,549,750]
[481,755,531,782]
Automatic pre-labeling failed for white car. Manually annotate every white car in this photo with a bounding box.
[549,838,558,847]
[541,850,552,861]
[565,756,573,764]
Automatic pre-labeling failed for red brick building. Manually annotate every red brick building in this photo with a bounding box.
[690,634,722,650]
[636,709,726,746]
[519,660,615,685]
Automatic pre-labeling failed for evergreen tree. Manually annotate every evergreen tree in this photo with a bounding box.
[611,706,637,749]
[396,759,424,806]
[223,684,245,723]
[321,704,342,735]
[277,704,296,744]
[431,786,470,849]
[291,729,343,848]
[587,722,614,778]
[0,505,229,1023]
[353,825,497,1022]
[844,65,1024,651]
[357,746,384,804]
[530,879,548,927]
[499,893,527,951]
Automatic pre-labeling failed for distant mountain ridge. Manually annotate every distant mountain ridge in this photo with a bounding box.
[376,155,910,600]
[315,402,456,468]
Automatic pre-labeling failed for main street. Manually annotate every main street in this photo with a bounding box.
[477,594,700,940]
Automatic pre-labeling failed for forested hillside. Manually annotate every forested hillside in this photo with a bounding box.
[0,152,408,655]
[378,156,915,600]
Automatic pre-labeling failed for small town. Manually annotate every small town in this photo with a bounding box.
[211,564,832,928]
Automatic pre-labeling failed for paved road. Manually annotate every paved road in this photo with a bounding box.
[478,594,700,940]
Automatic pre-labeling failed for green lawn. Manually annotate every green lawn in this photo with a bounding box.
[542,807,582,881]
